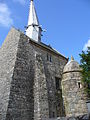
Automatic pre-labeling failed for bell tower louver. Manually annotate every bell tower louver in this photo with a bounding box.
[26,0,42,42]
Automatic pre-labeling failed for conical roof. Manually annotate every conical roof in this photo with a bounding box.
[28,0,39,26]
[63,56,81,73]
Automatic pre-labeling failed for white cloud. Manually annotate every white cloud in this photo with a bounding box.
[0,3,13,27]
[83,39,90,51]
[13,0,25,5]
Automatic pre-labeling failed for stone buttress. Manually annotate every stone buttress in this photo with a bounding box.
[34,52,49,120]
[0,28,50,120]
[0,28,21,120]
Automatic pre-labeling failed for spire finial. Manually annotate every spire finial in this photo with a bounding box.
[71,56,74,61]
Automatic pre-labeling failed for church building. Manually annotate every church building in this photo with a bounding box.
[0,0,88,120]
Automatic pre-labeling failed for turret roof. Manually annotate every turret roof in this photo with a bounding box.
[63,56,82,73]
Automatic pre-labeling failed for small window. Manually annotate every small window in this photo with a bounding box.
[88,83,90,89]
[55,77,60,90]
[47,53,49,61]
[50,55,52,62]
[78,82,81,88]
[53,112,55,118]
[47,54,52,62]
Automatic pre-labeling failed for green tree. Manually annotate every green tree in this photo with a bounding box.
[79,47,90,94]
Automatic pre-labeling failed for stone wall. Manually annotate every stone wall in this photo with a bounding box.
[0,28,20,120]
[6,32,35,120]
[30,40,67,118]
[0,28,68,120]
[34,52,49,120]
[62,71,88,117]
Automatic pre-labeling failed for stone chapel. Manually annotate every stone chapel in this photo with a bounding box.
[0,0,89,120]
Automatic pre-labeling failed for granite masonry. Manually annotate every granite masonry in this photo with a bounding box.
[0,28,68,120]
[0,0,89,119]
[62,57,88,117]
[0,27,89,120]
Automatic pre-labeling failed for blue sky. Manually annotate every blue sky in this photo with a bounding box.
[0,0,90,62]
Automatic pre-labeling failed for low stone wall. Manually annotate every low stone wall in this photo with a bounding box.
[42,114,90,120]
[48,117,67,120]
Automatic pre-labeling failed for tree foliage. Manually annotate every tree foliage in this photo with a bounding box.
[79,47,90,94]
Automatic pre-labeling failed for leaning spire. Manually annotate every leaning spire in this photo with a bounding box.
[26,0,42,42]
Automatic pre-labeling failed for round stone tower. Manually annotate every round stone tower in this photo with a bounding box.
[62,56,88,117]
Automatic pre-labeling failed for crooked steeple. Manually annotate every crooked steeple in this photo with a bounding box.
[26,0,42,42]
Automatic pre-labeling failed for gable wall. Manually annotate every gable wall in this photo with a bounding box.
[0,28,68,120]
